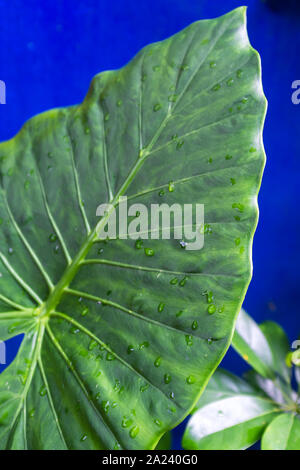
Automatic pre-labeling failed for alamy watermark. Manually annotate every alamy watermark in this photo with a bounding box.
[96,197,205,251]
[292,340,300,366]
[291,80,300,104]
[0,341,6,365]
[0,80,6,104]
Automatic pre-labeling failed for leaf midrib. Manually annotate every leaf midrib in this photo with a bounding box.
[41,12,234,319]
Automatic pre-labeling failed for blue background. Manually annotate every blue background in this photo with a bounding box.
[0,0,299,449]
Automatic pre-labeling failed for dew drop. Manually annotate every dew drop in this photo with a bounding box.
[227,78,234,86]
[158,302,165,313]
[236,69,243,78]
[101,400,110,413]
[208,304,216,315]
[206,291,214,303]
[210,61,217,68]
[168,181,175,192]
[49,233,57,242]
[129,425,139,438]
[39,385,47,397]
[154,356,161,367]
[212,84,221,92]
[164,373,171,384]
[144,247,154,257]
[106,352,115,361]
[80,435,87,442]
[8,324,17,334]
[170,277,178,285]
[153,103,162,112]
[186,375,196,385]
[135,239,143,249]
[185,335,193,346]
[81,306,89,317]
[192,320,198,330]
[70,327,80,334]
[122,417,133,428]
[127,345,135,354]
[168,94,178,103]
[232,202,244,213]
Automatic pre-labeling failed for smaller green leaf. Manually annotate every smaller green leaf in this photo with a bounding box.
[193,368,262,409]
[244,370,295,405]
[260,321,291,383]
[232,309,275,379]
[182,369,278,450]
[261,413,300,450]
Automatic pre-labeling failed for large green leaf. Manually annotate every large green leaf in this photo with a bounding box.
[261,413,300,450]
[182,369,278,450]
[0,7,266,449]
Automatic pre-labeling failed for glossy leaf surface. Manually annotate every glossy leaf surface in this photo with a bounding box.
[261,413,300,450]
[0,7,266,449]
[232,309,275,379]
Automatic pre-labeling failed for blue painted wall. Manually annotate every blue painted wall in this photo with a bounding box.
[0,0,299,449]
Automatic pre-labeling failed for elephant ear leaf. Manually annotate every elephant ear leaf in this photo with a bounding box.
[0,7,266,450]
